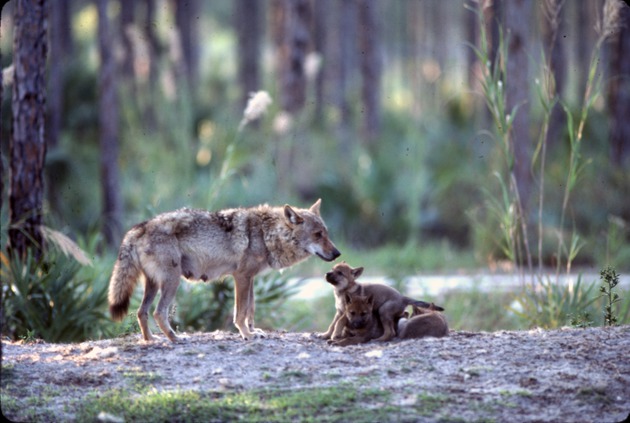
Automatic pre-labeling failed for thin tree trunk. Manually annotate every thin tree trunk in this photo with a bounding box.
[504,0,532,213]
[312,0,328,125]
[174,0,199,88]
[9,0,49,260]
[273,0,311,114]
[97,0,122,248]
[357,0,382,148]
[608,3,630,168]
[542,0,567,148]
[333,0,355,158]
[235,0,261,111]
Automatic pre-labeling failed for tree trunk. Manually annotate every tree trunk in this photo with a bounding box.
[541,0,567,148]
[504,0,532,213]
[173,0,199,89]
[47,0,72,150]
[235,0,261,111]
[120,0,135,82]
[312,0,328,125]
[333,0,355,158]
[608,3,630,168]
[357,0,382,148]
[8,0,48,260]
[97,0,122,248]
[272,0,311,114]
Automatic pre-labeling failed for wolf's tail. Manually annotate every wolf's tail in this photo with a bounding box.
[108,231,142,321]
[407,298,445,313]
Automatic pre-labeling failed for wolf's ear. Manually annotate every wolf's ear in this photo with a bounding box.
[351,267,364,278]
[309,198,322,216]
[284,205,304,224]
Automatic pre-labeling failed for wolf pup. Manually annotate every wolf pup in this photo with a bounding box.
[108,199,340,342]
[398,303,449,339]
[319,262,443,342]
[329,293,384,346]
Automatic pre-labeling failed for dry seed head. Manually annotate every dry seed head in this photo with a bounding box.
[243,91,273,122]
[597,0,624,41]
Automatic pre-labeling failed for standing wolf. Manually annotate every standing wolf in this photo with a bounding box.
[108,199,340,341]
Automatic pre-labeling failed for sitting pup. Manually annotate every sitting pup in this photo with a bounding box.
[318,262,444,342]
[328,293,383,346]
[398,303,449,339]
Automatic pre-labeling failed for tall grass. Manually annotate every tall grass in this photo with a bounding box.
[469,0,624,328]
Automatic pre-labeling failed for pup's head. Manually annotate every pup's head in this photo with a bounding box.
[344,293,374,330]
[325,262,364,290]
[284,199,341,262]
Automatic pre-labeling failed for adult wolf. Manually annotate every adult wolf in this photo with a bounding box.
[108,199,340,341]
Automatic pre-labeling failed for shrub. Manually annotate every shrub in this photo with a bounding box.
[1,248,114,342]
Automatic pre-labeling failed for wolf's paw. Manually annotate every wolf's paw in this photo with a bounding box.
[250,328,266,338]
[240,328,266,340]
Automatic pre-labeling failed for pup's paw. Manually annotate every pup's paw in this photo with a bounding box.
[314,332,331,340]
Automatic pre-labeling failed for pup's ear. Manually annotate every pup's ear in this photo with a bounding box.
[351,267,364,278]
[309,198,322,216]
[366,294,373,305]
[344,293,352,304]
[284,205,304,224]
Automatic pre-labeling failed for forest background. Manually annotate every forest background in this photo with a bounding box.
[1,0,630,341]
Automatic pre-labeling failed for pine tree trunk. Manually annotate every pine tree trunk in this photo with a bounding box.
[97,0,122,248]
[174,0,199,89]
[357,0,382,148]
[542,0,567,148]
[235,0,261,111]
[608,4,630,168]
[504,0,532,213]
[8,0,49,260]
[273,0,311,114]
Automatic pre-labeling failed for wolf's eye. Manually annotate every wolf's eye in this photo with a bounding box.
[314,231,323,239]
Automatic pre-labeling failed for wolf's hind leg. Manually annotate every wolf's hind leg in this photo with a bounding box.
[233,273,262,340]
[153,276,181,342]
[137,277,159,341]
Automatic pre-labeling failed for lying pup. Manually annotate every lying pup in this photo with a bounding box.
[398,303,449,339]
[318,262,444,342]
[328,293,383,346]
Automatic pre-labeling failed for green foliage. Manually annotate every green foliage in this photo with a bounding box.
[439,287,520,332]
[174,273,300,333]
[75,385,394,423]
[599,266,622,326]
[510,275,599,329]
[1,248,114,342]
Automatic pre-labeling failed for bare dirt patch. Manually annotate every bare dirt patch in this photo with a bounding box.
[2,326,629,422]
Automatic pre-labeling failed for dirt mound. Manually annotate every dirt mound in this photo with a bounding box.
[2,326,629,422]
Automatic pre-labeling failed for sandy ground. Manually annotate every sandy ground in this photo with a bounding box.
[2,326,630,422]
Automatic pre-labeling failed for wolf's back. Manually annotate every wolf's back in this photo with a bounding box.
[108,229,143,321]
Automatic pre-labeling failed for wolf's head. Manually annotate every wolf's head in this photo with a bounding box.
[344,293,374,330]
[284,199,341,262]
[325,262,363,290]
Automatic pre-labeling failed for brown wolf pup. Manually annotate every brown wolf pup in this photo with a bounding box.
[319,262,444,342]
[329,293,384,346]
[108,199,340,342]
[398,304,449,339]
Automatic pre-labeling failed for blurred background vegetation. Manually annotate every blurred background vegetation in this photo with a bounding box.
[1,0,629,341]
